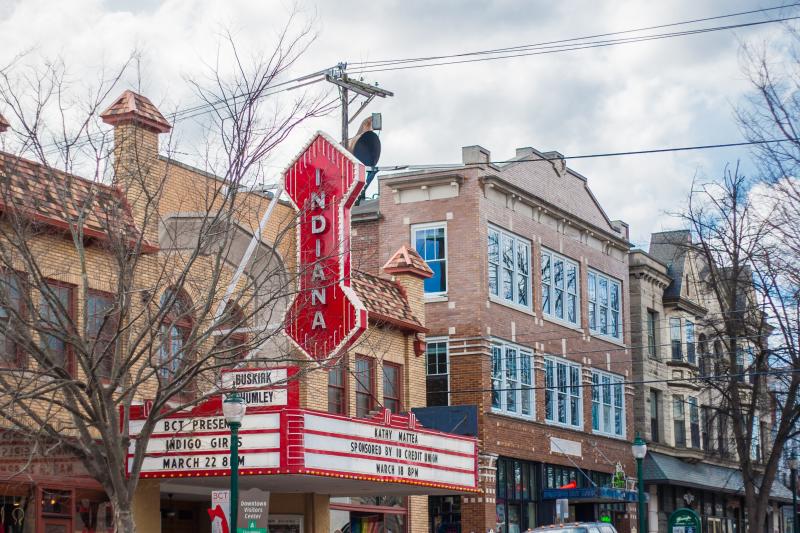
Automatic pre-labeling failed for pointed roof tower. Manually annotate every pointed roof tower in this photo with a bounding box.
[382,244,434,278]
[100,90,171,133]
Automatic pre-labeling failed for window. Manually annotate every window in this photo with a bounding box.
[158,288,193,382]
[670,318,682,361]
[0,272,23,367]
[688,397,700,448]
[746,346,756,384]
[673,395,686,447]
[412,223,447,296]
[698,334,708,374]
[488,226,531,308]
[647,310,658,359]
[87,291,118,378]
[718,412,729,457]
[354,356,375,418]
[591,370,625,437]
[650,389,661,443]
[383,363,402,414]
[491,341,534,417]
[701,406,711,450]
[214,302,248,363]
[426,340,449,406]
[328,360,347,415]
[735,347,745,382]
[750,418,761,462]
[542,250,579,325]
[685,320,696,364]
[588,270,621,339]
[545,357,582,428]
[39,281,75,371]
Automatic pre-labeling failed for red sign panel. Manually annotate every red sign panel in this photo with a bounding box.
[284,132,367,361]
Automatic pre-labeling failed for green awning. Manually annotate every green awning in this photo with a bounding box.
[644,451,793,503]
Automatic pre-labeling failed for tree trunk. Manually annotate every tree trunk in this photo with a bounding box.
[113,505,136,533]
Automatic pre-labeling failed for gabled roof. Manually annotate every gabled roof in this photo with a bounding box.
[352,270,425,332]
[383,244,434,278]
[0,112,8,133]
[0,152,155,251]
[100,90,171,133]
[649,230,692,300]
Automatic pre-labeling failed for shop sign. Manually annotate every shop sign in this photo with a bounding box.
[210,490,231,533]
[237,488,269,533]
[302,411,478,489]
[668,508,702,533]
[284,131,367,362]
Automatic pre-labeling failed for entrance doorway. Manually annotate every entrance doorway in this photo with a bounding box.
[161,497,211,533]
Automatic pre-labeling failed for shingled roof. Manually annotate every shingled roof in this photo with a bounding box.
[383,244,434,278]
[100,90,171,133]
[352,270,425,332]
[0,152,155,251]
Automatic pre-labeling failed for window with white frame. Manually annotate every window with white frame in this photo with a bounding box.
[412,223,447,296]
[541,250,579,325]
[426,339,449,407]
[544,357,582,428]
[591,370,625,437]
[488,226,531,309]
[491,341,534,417]
[588,270,622,340]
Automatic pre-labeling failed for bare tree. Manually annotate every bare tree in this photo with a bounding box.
[0,22,339,531]
[676,165,799,533]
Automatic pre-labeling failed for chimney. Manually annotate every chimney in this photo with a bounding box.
[542,150,566,176]
[382,244,433,330]
[462,145,491,165]
[515,147,534,158]
[611,220,629,241]
[0,112,9,134]
[100,91,171,242]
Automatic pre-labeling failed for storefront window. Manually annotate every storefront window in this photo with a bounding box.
[496,458,538,532]
[330,496,407,533]
[75,490,114,532]
[429,496,461,533]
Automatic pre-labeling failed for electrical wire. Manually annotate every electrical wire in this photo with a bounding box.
[350,3,799,68]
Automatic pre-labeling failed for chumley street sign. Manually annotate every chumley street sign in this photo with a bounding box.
[284,131,367,361]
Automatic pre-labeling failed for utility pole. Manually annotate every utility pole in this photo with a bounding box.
[326,63,394,146]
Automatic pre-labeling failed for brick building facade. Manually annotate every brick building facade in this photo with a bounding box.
[354,145,640,533]
[0,94,478,532]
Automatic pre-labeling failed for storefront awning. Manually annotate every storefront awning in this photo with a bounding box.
[644,451,793,503]
[541,487,639,503]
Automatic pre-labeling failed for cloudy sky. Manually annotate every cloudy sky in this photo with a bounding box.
[0,0,794,246]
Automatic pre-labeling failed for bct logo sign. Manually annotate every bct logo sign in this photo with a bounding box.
[284,132,367,361]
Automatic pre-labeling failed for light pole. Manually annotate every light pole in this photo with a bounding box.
[632,434,648,533]
[789,452,798,533]
[223,392,246,533]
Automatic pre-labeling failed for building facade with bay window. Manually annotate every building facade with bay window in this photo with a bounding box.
[352,144,639,533]
[0,95,480,533]
[629,231,793,533]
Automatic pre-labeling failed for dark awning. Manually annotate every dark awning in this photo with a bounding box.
[644,451,793,503]
[541,487,640,503]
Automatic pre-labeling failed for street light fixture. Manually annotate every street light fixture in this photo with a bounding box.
[632,434,648,533]
[223,392,246,532]
[789,452,798,533]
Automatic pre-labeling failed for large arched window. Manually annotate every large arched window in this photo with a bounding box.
[214,302,248,363]
[159,288,193,381]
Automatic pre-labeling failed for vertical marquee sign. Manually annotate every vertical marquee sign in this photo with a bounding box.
[284,131,367,361]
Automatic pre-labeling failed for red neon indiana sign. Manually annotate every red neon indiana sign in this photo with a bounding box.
[284,132,367,361]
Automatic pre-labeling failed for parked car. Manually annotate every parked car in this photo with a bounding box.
[532,522,618,533]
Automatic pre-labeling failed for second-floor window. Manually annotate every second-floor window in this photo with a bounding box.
[383,363,402,414]
[673,395,686,447]
[591,370,625,437]
[647,310,658,359]
[688,397,700,448]
[650,389,661,443]
[159,288,193,382]
[491,341,534,417]
[545,357,582,428]
[87,291,118,379]
[542,250,579,325]
[488,226,531,309]
[750,418,762,462]
[328,360,347,415]
[426,339,449,406]
[412,223,447,296]
[39,281,75,372]
[670,318,682,360]
[0,273,23,367]
[588,270,621,340]
[685,320,695,364]
[354,356,375,418]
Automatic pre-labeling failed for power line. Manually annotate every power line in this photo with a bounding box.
[350,3,799,68]
[377,138,800,171]
[351,14,800,74]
